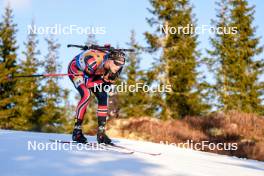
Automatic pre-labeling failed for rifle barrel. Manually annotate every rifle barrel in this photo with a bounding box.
[67,44,135,52]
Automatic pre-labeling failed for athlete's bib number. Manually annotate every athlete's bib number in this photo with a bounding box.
[73,76,84,88]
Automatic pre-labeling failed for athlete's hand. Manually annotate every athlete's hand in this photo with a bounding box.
[103,73,115,84]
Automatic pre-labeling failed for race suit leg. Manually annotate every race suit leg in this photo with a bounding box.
[90,84,108,131]
[68,59,91,126]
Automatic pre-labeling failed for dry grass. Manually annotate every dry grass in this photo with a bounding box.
[106,111,264,161]
[108,117,206,142]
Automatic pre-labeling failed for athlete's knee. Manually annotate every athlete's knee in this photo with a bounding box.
[77,84,90,99]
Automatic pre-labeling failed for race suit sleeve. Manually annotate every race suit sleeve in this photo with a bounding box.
[83,55,98,75]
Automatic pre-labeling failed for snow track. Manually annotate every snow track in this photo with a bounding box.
[0,130,263,176]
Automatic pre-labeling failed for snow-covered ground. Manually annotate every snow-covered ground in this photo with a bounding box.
[0,130,263,176]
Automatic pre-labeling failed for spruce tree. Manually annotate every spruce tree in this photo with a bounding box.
[145,0,208,119]
[0,6,19,129]
[15,21,43,130]
[118,30,154,118]
[40,36,66,132]
[60,89,75,133]
[207,0,264,113]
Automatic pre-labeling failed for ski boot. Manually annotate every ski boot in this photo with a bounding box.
[72,127,87,143]
[97,126,112,144]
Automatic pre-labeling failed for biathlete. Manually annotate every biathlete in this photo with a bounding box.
[68,44,125,144]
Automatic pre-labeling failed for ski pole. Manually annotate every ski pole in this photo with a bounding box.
[9,73,84,78]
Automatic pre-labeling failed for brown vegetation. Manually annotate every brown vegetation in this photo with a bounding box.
[106,111,264,161]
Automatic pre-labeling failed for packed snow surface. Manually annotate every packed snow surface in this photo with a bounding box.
[0,130,263,176]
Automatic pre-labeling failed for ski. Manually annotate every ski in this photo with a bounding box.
[49,139,134,154]
[49,139,161,156]
[108,143,161,156]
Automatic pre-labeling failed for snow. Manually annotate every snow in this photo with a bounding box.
[0,130,263,176]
